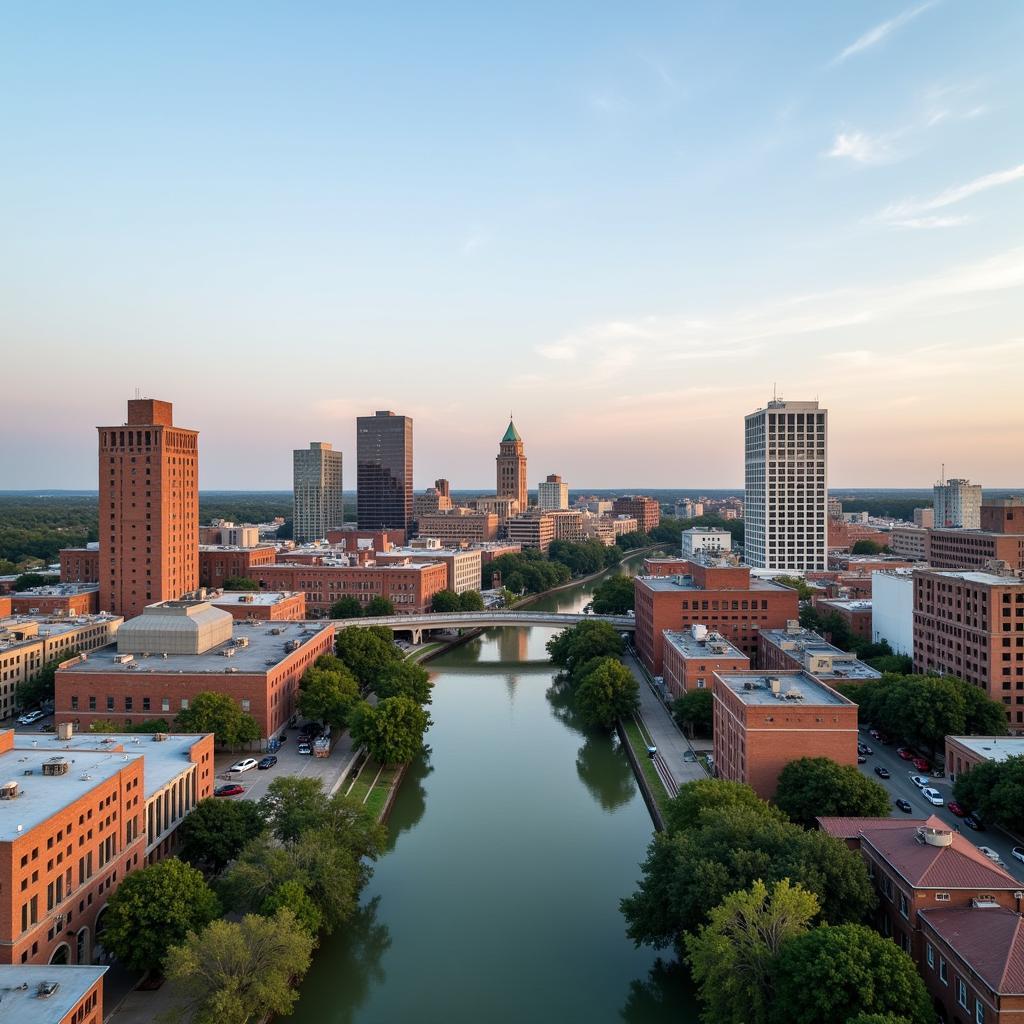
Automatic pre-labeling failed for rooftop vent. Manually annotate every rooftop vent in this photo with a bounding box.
[233,636,249,648]
[916,826,953,847]
[970,897,1000,908]
[113,653,134,665]
[153,733,168,742]
[768,678,782,695]
[36,981,60,998]
[0,781,20,799]
[42,757,69,777]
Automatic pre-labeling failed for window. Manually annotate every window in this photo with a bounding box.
[939,958,948,984]
[898,892,909,918]
[957,978,968,1009]
[926,943,934,968]
[976,999,985,1024]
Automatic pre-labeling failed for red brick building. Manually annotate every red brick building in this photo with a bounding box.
[59,548,100,585]
[197,545,276,589]
[0,965,106,1022]
[97,399,199,620]
[612,495,660,533]
[926,530,1024,573]
[944,735,1024,783]
[712,670,857,798]
[913,569,1024,732]
[758,623,881,685]
[642,558,692,577]
[416,510,499,544]
[816,598,873,641]
[634,559,799,673]
[209,590,306,621]
[661,626,748,699]
[10,586,99,617]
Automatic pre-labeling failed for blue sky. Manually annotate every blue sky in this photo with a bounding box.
[2,2,1022,489]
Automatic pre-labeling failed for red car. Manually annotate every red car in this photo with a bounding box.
[215,783,244,797]
[947,801,966,817]
[912,758,931,773]
[897,747,914,761]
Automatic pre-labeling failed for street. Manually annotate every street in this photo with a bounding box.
[855,726,1024,882]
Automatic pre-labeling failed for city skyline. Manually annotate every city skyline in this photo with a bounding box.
[3,2,1023,488]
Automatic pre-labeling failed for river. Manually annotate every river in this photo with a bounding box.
[291,556,698,1023]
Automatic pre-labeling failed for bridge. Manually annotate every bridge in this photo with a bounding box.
[331,610,636,643]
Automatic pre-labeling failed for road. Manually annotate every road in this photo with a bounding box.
[855,726,1024,882]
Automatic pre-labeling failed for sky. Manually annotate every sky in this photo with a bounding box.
[2,1,1023,490]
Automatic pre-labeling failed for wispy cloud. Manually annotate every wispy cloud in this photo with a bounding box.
[826,130,898,164]
[831,2,936,64]
[876,162,1024,226]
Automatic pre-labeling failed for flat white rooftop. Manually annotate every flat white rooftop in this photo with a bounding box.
[663,629,747,661]
[948,736,1024,763]
[925,570,1024,587]
[716,671,852,707]
[210,590,301,606]
[0,965,107,1024]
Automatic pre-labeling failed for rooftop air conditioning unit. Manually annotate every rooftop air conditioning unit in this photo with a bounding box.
[42,758,69,776]
[220,648,235,658]
[114,654,134,665]
[0,781,20,799]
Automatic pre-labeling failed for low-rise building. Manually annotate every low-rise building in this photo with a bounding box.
[58,547,100,586]
[468,496,521,523]
[377,544,482,594]
[758,623,881,686]
[197,545,277,589]
[198,521,261,547]
[505,511,555,553]
[872,569,914,655]
[816,598,873,641]
[926,528,1024,573]
[712,670,858,798]
[680,527,731,559]
[548,510,584,544]
[612,495,660,532]
[10,586,99,618]
[944,734,1024,783]
[325,528,405,550]
[208,590,307,621]
[889,526,929,562]
[415,510,499,545]
[469,542,522,566]
[661,626,748,699]
[0,964,106,1023]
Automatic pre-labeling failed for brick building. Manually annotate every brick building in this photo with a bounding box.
[927,530,1024,574]
[661,626,748,699]
[10,586,99,618]
[505,511,555,553]
[712,670,857,798]
[325,528,405,550]
[377,545,482,594]
[208,590,307,621]
[59,548,100,585]
[415,510,499,545]
[890,526,929,562]
[97,399,199,621]
[548,510,585,543]
[944,735,1024,783]
[633,558,799,673]
[913,569,1024,732]
[56,600,333,739]
[469,542,523,566]
[612,495,660,533]
[758,623,881,686]
[495,420,528,513]
[0,965,106,1022]
[197,545,276,589]
[817,598,873,641]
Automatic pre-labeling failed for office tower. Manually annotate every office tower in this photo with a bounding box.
[97,398,199,619]
[357,411,413,530]
[913,506,934,528]
[744,399,828,571]
[496,418,528,511]
[933,477,982,529]
[538,473,569,510]
[293,442,344,543]
[434,478,450,499]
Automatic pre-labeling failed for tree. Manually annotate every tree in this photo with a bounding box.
[329,596,364,618]
[260,776,329,843]
[686,879,819,1024]
[12,572,58,590]
[573,657,639,728]
[662,778,781,836]
[364,596,395,617]
[15,652,72,709]
[774,575,815,601]
[371,660,432,705]
[546,620,624,672]
[846,1015,913,1024]
[178,798,266,873]
[458,589,485,611]
[350,696,430,765]
[102,858,221,972]
[591,573,635,614]
[222,576,259,590]
[770,924,933,1024]
[481,551,572,594]
[261,878,323,935]
[774,757,891,828]
[851,539,887,555]
[954,755,1024,833]
[87,719,120,733]
[431,589,461,612]
[297,663,361,728]
[334,626,403,689]
[164,909,315,1024]
[175,692,261,747]
[671,688,713,737]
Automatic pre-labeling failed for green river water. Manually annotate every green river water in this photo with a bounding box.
[291,559,699,1023]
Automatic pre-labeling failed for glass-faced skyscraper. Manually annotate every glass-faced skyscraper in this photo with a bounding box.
[293,442,344,543]
[357,411,413,530]
[744,399,828,571]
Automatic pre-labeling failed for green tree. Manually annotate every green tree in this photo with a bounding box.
[12,572,58,590]
[178,798,266,873]
[364,596,395,617]
[329,596,364,618]
[774,575,815,601]
[128,717,172,733]
[770,924,932,1024]
[481,551,572,594]
[591,573,635,614]
[350,696,431,764]
[371,660,432,705]
[15,652,73,710]
[102,858,221,972]
[164,908,315,1024]
[297,663,361,728]
[662,778,781,836]
[774,757,891,828]
[431,589,461,612]
[458,589,485,611]
[175,692,261,747]
[671,688,713,737]
[846,1015,913,1024]
[573,657,639,728]
[954,755,1024,833]
[334,626,403,689]
[259,776,329,843]
[222,576,259,590]
[546,619,624,671]
[261,879,323,936]
[851,539,887,555]
[87,719,120,734]
[686,879,819,1024]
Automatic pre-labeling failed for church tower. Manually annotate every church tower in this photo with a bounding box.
[496,417,528,511]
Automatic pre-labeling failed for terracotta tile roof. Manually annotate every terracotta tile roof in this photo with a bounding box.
[921,907,1024,995]
[817,816,929,839]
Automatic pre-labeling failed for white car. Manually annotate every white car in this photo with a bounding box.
[228,758,258,774]
[921,787,944,806]
[17,710,45,726]
[978,846,1004,865]
[1011,846,1024,865]
[910,774,930,788]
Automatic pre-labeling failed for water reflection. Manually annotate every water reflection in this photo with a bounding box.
[620,960,692,1022]
[385,755,433,851]
[577,732,637,812]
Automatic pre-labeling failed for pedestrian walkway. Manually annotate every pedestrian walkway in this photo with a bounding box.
[624,651,706,792]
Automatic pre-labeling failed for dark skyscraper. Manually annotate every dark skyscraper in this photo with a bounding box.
[357,410,413,529]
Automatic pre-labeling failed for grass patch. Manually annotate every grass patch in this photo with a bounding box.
[346,759,402,820]
[621,717,672,815]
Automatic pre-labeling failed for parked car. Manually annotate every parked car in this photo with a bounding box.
[257,755,278,770]
[921,787,944,806]
[912,757,931,773]
[17,710,45,726]
[910,774,930,788]
[297,740,312,755]
[963,815,985,831]
[978,846,1004,865]
[858,743,873,756]
[869,728,881,740]
[947,801,966,817]
[897,747,914,761]
[215,783,245,797]
[682,750,697,763]
[229,758,258,774]
[874,766,891,779]
[895,798,913,813]
[857,754,867,764]
[1011,846,1024,865]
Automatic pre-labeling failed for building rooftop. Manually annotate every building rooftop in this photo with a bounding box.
[60,619,331,675]
[197,544,275,553]
[715,670,852,706]
[638,574,791,593]
[0,965,107,1024]
[947,736,1024,763]
[663,628,747,661]
[919,907,1024,995]
[501,419,521,443]
[12,584,99,598]
[209,590,301,607]
[13,731,207,801]
[760,625,881,681]
[818,598,873,612]
[921,569,1024,586]
[0,614,122,651]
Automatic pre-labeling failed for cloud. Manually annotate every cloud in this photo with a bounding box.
[826,130,897,164]
[832,1,937,64]
[876,161,1024,225]
[884,215,971,229]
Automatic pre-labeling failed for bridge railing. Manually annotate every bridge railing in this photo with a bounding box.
[330,611,636,630]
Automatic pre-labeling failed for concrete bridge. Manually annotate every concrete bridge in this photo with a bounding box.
[331,610,636,644]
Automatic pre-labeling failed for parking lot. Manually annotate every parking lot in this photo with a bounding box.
[855,725,1024,881]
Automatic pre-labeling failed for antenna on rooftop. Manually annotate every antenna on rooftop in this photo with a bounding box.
[134,386,141,400]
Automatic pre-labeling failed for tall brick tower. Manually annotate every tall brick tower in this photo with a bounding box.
[98,398,199,619]
[496,417,527,511]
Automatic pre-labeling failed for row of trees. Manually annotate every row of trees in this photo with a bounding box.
[953,754,1024,834]
[548,539,624,577]
[797,604,913,673]
[329,595,398,618]
[482,550,572,594]
[431,589,485,612]
[621,778,931,1024]
[591,573,634,614]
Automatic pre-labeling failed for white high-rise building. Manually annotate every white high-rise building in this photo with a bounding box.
[933,477,982,529]
[744,399,828,571]
[293,442,344,543]
[538,474,569,510]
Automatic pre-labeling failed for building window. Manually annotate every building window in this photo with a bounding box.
[976,999,985,1024]
[926,943,934,968]
[898,892,909,918]
[939,958,948,985]
[957,978,968,1009]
